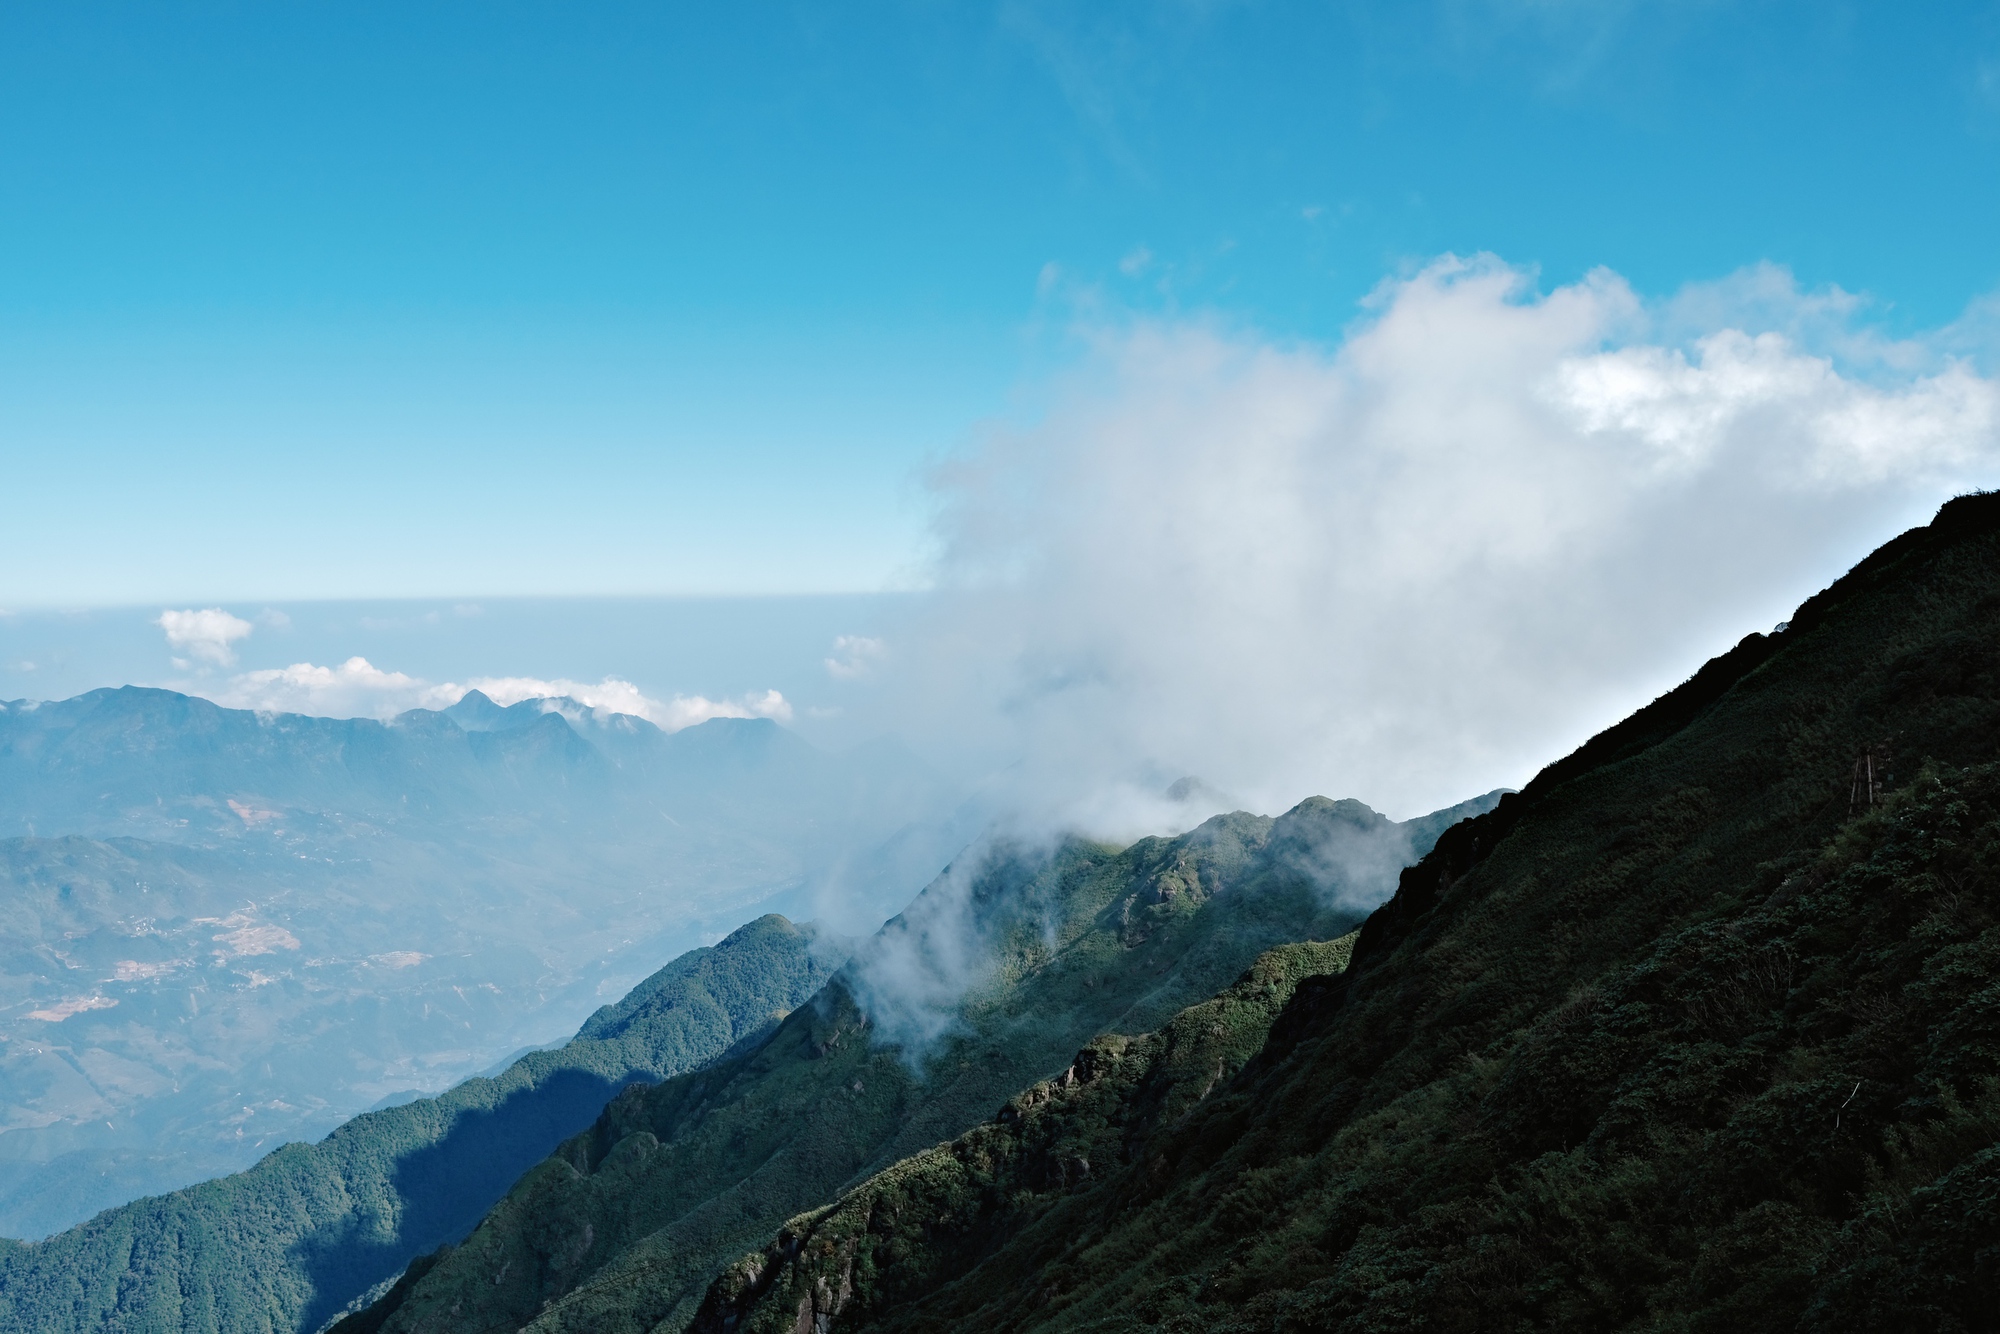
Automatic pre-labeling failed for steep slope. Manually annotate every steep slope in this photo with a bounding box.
[0,915,848,1334]
[695,492,2000,1332]
[340,794,1499,1334]
[690,936,1358,1334]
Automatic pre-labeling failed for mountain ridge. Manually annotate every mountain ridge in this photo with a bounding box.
[331,790,1498,1334]
[673,491,2000,1332]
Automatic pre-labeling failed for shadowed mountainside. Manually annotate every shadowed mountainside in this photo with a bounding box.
[690,936,1361,1334]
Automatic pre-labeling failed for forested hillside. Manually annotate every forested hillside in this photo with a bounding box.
[0,915,846,1334]
[336,794,1496,1334]
[692,936,1359,1333]
[684,493,2000,1333]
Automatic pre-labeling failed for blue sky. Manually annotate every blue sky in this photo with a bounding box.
[6,1,1999,605]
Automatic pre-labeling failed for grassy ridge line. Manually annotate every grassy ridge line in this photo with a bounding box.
[717,492,2000,1331]
[345,795,1495,1334]
[0,914,846,1334]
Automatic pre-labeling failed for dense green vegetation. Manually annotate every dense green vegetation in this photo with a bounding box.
[0,914,845,1334]
[340,795,1491,1334]
[691,936,1357,1334]
[686,493,2000,1332]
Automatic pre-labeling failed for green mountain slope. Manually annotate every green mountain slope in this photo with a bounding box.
[689,493,2000,1333]
[340,794,1497,1334]
[0,914,847,1334]
[689,935,1358,1334]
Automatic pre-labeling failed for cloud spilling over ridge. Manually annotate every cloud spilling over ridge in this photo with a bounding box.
[198,660,789,730]
[846,255,2000,830]
[156,609,253,667]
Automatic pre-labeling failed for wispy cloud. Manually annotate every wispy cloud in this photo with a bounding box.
[824,635,888,680]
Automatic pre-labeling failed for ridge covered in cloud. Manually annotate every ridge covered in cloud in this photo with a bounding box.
[839,256,2000,829]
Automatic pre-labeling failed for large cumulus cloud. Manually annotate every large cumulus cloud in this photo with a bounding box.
[841,256,2000,829]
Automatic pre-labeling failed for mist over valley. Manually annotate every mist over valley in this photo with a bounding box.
[0,685,959,1239]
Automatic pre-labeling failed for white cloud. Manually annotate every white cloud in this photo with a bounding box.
[208,657,451,718]
[461,676,792,730]
[855,255,2000,829]
[464,675,663,718]
[156,608,253,667]
[652,688,792,730]
[187,661,794,732]
[1552,330,1997,482]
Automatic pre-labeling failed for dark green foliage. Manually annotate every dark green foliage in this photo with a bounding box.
[345,795,1487,1334]
[0,914,844,1334]
[689,492,2000,1333]
[690,937,1357,1334]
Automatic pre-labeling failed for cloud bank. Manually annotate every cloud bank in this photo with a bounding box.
[845,256,2000,828]
[208,657,446,716]
[464,676,793,730]
[195,656,790,732]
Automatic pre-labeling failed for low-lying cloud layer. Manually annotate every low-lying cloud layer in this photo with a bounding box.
[841,256,2000,827]
[156,628,792,732]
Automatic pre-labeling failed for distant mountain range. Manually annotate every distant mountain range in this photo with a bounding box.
[0,688,961,1240]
